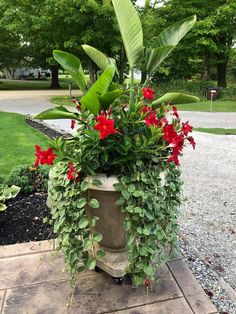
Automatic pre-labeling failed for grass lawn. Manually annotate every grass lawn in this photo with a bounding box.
[50,96,75,107]
[177,100,236,112]
[195,128,236,135]
[50,96,236,113]
[0,77,78,90]
[0,112,50,179]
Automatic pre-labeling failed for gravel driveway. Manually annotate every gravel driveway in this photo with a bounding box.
[1,93,236,311]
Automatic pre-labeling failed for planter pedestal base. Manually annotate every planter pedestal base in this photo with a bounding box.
[91,245,129,278]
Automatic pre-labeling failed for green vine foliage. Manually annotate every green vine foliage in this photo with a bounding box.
[115,161,182,286]
[48,98,184,285]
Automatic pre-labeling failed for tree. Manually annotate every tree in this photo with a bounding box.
[154,0,236,87]
[0,0,120,88]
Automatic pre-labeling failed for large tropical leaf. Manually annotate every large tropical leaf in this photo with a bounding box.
[98,89,123,110]
[82,44,109,71]
[152,92,200,107]
[147,15,196,74]
[53,50,87,94]
[112,0,143,68]
[35,106,77,120]
[80,64,116,115]
[82,45,119,77]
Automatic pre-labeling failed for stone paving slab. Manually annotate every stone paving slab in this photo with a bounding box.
[0,240,54,259]
[113,298,194,314]
[0,241,218,314]
[168,259,217,314]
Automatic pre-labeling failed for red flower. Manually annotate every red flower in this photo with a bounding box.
[172,135,184,152]
[94,115,116,140]
[71,119,76,129]
[172,106,180,120]
[67,162,80,181]
[188,136,196,149]
[181,121,193,136]
[144,278,151,287]
[167,154,180,166]
[145,110,160,126]
[142,87,155,100]
[34,145,56,166]
[141,105,152,113]
[163,124,177,145]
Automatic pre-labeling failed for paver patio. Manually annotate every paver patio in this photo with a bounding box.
[0,240,218,314]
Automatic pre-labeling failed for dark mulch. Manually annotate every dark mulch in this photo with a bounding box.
[0,120,62,246]
[0,193,55,245]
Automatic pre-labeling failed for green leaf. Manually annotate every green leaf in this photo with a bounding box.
[83,238,92,250]
[113,183,123,192]
[112,0,143,68]
[86,258,96,270]
[9,185,21,198]
[152,93,200,107]
[34,106,77,120]
[81,181,89,192]
[128,184,135,193]
[53,50,86,93]
[82,44,110,71]
[89,199,99,209]
[92,179,103,186]
[96,249,106,258]
[97,89,123,111]
[78,217,89,229]
[80,64,116,115]
[147,15,196,74]
[144,264,153,276]
[0,203,7,211]
[92,232,103,242]
[77,198,87,208]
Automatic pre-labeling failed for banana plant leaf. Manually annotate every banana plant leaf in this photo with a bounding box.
[152,92,200,107]
[112,0,143,68]
[147,15,196,74]
[53,50,87,94]
[82,44,119,78]
[82,44,110,71]
[34,106,77,120]
[80,64,116,115]
[97,89,123,111]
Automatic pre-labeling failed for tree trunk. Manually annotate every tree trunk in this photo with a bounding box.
[217,61,227,88]
[88,60,95,87]
[140,71,147,84]
[119,45,125,84]
[50,65,60,89]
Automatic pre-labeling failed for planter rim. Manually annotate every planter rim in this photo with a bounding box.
[86,173,119,191]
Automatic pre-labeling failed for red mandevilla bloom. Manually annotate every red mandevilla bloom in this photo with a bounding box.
[142,87,155,100]
[181,121,193,136]
[71,119,76,130]
[141,105,152,113]
[172,106,180,120]
[188,136,196,150]
[163,124,177,144]
[34,145,56,166]
[94,115,116,140]
[67,162,80,181]
[145,110,160,126]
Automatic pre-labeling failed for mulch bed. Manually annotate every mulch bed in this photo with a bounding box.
[0,119,63,246]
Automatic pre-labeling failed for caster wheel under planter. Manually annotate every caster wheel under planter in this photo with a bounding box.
[94,266,102,273]
[113,277,123,285]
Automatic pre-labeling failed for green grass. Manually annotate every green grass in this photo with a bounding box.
[195,128,236,135]
[0,77,78,90]
[0,112,50,178]
[50,96,236,113]
[50,96,75,107]
[177,100,236,112]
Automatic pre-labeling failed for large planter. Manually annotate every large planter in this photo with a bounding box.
[86,174,126,252]
[86,174,129,277]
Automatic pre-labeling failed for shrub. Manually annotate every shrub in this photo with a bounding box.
[6,164,50,194]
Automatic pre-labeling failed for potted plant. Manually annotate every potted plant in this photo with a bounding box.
[34,0,199,286]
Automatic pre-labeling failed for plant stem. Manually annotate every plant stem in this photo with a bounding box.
[129,67,135,108]
[142,76,150,89]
